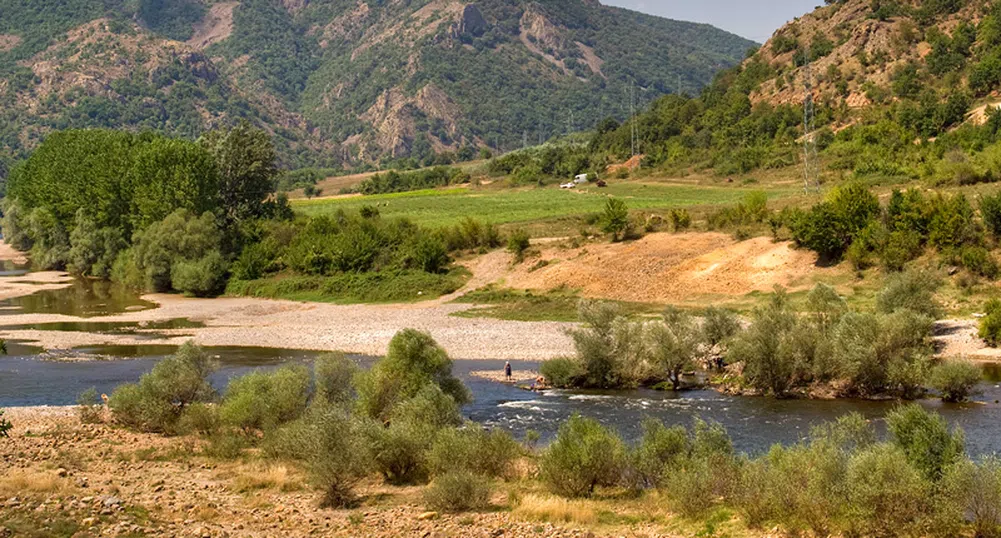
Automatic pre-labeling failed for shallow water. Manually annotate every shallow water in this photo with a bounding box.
[0,279,155,318]
[3,346,1000,456]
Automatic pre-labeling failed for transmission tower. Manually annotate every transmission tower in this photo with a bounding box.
[802,64,820,193]
[630,82,637,157]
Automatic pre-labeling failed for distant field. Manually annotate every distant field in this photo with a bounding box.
[292,182,796,228]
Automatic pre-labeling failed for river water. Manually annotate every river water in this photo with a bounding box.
[1,280,1000,456]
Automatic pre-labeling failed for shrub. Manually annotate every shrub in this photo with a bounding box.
[790,181,880,261]
[507,230,531,262]
[661,458,721,519]
[266,406,371,508]
[960,246,1000,279]
[540,414,626,498]
[561,301,644,389]
[875,270,942,318]
[668,208,692,231]
[354,329,470,421]
[981,299,1001,347]
[77,387,103,424]
[220,366,310,431]
[108,342,217,433]
[931,359,983,402]
[981,192,1001,239]
[177,402,220,436]
[0,409,11,438]
[880,229,922,271]
[367,417,435,485]
[600,198,631,242]
[539,357,584,388]
[428,424,522,479]
[701,306,742,348]
[844,444,931,538]
[423,471,493,513]
[886,404,965,482]
[313,352,358,406]
[943,456,1001,538]
[645,309,702,390]
[628,419,689,489]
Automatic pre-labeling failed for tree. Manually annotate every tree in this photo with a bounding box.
[200,122,279,224]
[600,197,631,242]
[646,308,703,390]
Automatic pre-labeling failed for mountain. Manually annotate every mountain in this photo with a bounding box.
[0,0,754,174]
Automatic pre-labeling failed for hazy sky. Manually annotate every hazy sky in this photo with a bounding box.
[602,0,821,42]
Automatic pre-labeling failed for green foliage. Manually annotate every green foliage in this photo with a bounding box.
[219,366,311,431]
[358,167,470,195]
[930,359,983,402]
[507,229,531,263]
[600,197,631,242]
[427,424,522,479]
[876,269,942,318]
[539,356,585,388]
[701,306,741,348]
[645,308,702,390]
[0,409,11,438]
[108,342,216,434]
[981,191,1001,239]
[265,406,371,508]
[77,387,103,424]
[355,329,470,422]
[199,122,282,224]
[942,456,1001,538]
[790,181,880,261]
[115,209,229,296]
[843,443,931,538]
[423,471,492,513]
[540,414,626,498]
[980,299,1001,347]
[68,210,125,279]
[313,352,358,406]
[886,403,965,481]
[628,419,689,489]
[177,402,220,436]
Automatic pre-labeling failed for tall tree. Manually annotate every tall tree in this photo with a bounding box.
[200,122,279,224]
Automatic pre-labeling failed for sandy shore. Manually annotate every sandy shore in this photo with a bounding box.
[0,292,576,361]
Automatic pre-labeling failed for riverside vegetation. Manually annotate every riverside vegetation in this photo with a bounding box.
[542,277,984,402]
[75,332,1001,537]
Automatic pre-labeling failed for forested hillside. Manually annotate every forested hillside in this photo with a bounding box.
[0,0,753,177]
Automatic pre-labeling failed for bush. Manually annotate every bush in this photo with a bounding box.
[266,406,371,508]
[844,444,931,538]
[0,409,11,438]
[943,456,1001,538]
[539,357,584,388]
[600,198,631,242]
[931,359,983,402]
[355,329,470,421]
[423,471,493,513]
[108,342,217,433]
[507,230,531,262]
[313,352,358,406]
[981,192,1001,239]
[886,404,965,481]
[628,419,689,489]
[701,306,742,348]
[428,424,522,479]
[77,387,103,424]
[960,246,1000,279]
[177,402,220,436]
[220,366,310,431]
[539,414,626,498]
[790,181,880,261]
[367,417,435,485]
[668,208,692,231]
[875,270,942,318]
[981,299,1001,347]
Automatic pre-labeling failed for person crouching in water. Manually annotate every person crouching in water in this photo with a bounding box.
[504,361,512,381]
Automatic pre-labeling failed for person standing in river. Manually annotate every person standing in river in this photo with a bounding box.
[504,361,512,381]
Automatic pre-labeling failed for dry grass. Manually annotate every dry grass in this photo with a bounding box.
[512,494,598,525]
[0,470,76,497]
[232,464,304,493]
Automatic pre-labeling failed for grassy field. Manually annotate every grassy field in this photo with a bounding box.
[292,182,798,228]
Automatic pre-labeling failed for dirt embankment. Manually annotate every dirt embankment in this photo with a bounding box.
[502,233,832,304]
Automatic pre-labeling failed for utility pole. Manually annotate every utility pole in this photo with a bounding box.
[630,81,637,157]
[802,63,819,194]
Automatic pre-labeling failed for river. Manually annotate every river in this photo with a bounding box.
[1,278,1000,456]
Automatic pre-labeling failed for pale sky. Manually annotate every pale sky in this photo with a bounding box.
[603,0,822,43]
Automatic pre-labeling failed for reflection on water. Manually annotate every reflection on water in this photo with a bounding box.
[0,279,155,318]
[2,348,1001,456]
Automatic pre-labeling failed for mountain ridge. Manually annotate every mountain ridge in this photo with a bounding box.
[0,0,754,174]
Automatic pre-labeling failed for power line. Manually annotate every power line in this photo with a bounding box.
[802,63,819,194]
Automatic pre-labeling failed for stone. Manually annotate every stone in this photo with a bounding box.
[102,496,121,507]
[56,468,68,477]
[417,512,439,521]
[81,517,97,527]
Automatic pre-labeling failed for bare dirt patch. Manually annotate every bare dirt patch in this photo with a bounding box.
[187,2,238,50]
[0,34,21,52]
[501,233,831,304]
